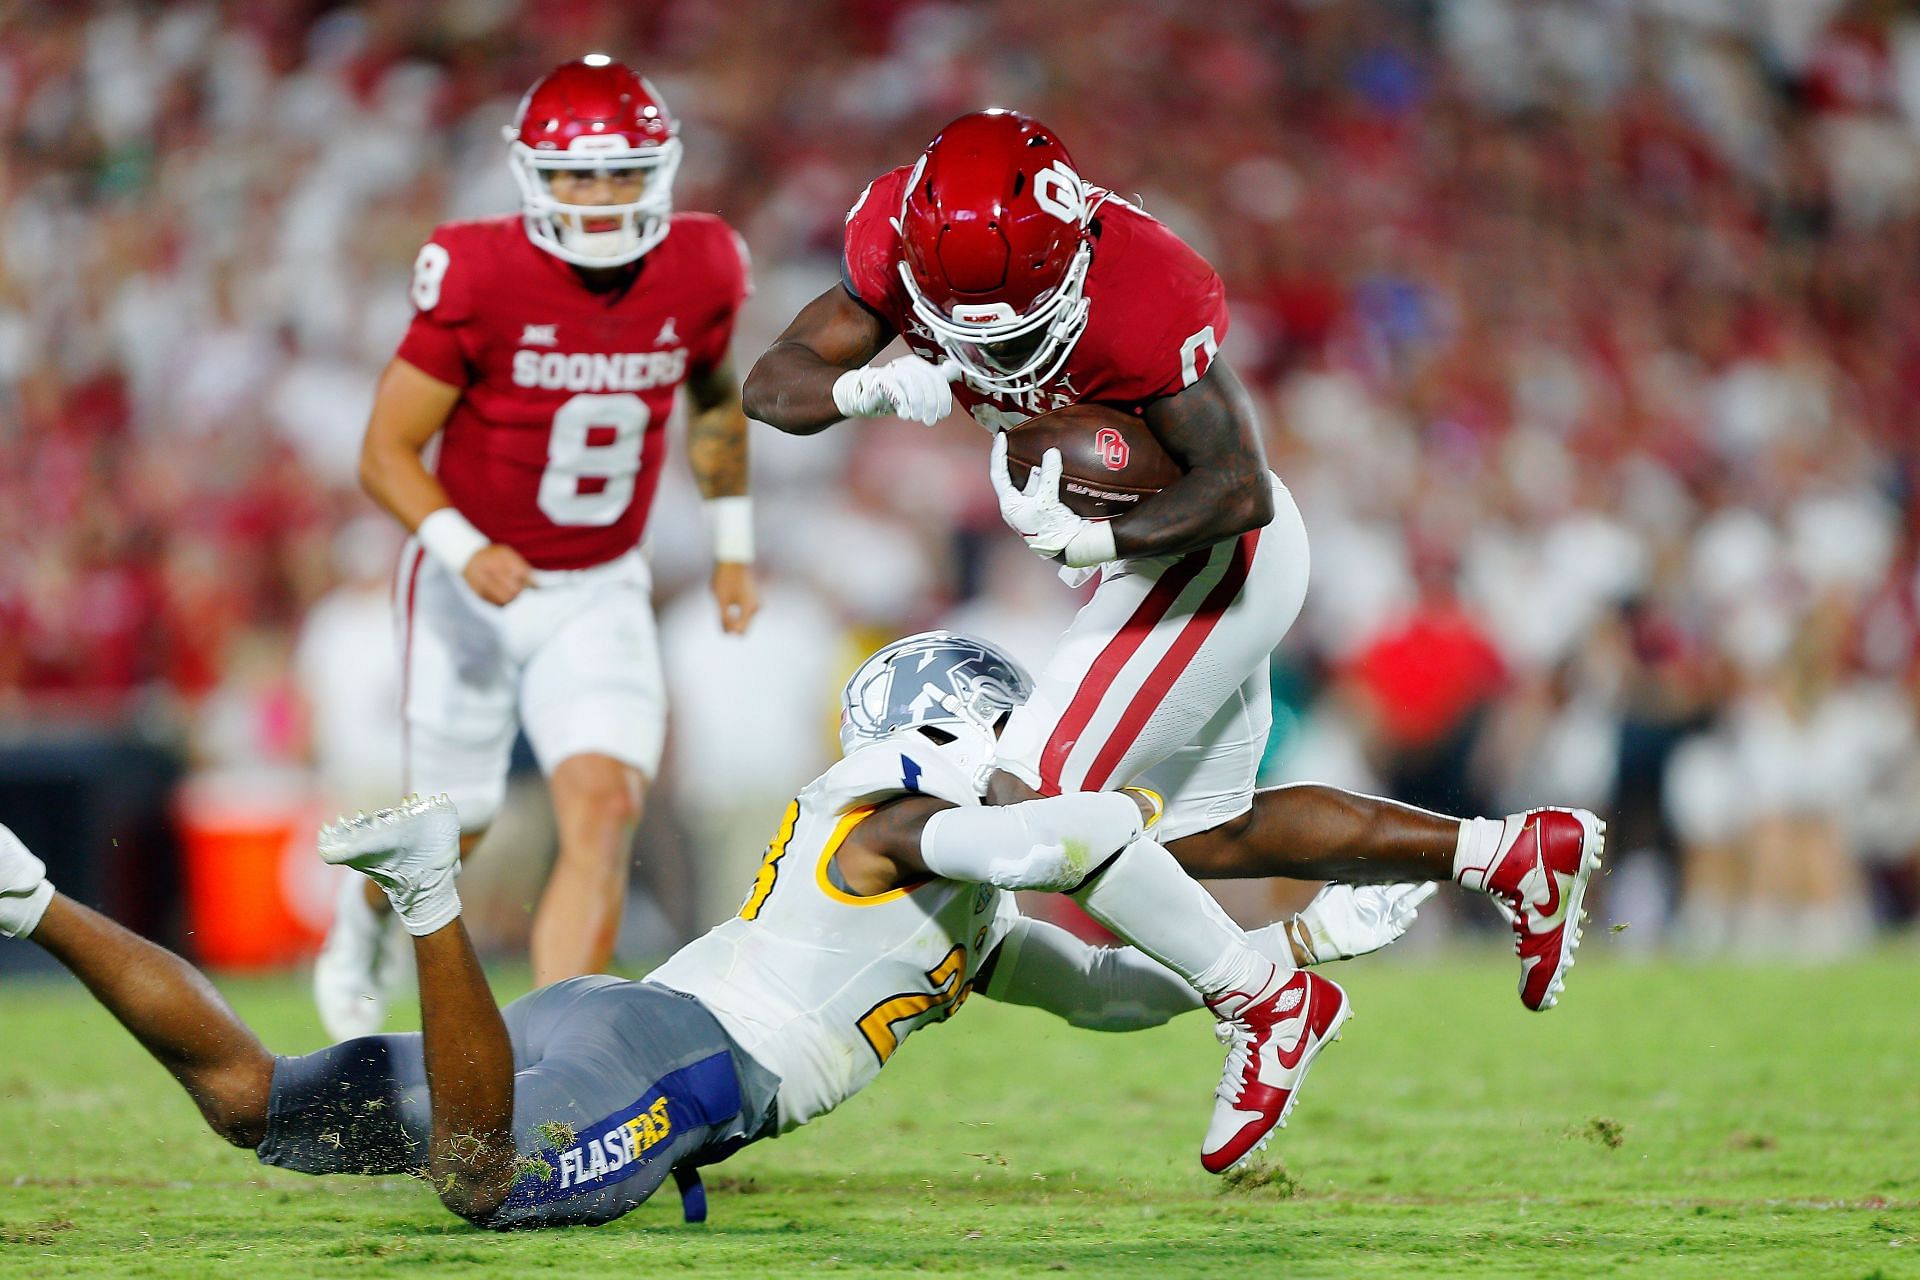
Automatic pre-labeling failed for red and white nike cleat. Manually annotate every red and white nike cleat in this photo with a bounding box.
[1201,967,1351,1174]
[1468,808,1606,1011]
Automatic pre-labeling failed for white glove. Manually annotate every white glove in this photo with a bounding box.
[1293,882,1436,963]
[989,431,1116,567]
[831,354,958,426]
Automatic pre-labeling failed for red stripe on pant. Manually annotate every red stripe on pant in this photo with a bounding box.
[1079,529,1260,792]
[1036,538,1228,794]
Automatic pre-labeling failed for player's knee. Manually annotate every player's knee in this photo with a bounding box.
[432,1143,516,1225]
[553,756,645,836]
[439,1180,509,1227]
[206,1106,267,1150]
[575,776,642,834]
[196,1064,273,1150]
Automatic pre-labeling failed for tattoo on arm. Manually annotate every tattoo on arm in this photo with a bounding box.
[686,358,749,499]
[1112,359,1274,560]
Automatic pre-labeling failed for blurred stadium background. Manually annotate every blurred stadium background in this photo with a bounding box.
[2,0,1917,975]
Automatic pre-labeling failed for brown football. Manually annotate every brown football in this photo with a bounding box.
[1002,404,1182,519]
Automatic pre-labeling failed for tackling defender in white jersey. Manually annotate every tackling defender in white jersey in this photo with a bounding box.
[0,632,1429,1228]
[649,631,1426,1155]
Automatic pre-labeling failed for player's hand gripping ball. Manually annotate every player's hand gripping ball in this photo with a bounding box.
[1000,404,1181,519]
[991,433,1098,566]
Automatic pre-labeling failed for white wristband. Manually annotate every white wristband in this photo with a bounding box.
[416,507,490,575]
[1062,519,1118,569]
[704,496,755,564]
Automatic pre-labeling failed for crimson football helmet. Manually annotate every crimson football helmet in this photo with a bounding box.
[897,110,1098,395]
[504,55,681,267]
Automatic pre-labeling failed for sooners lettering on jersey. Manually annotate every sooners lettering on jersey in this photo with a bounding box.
[842,166,1228,431]
[397,213,750,570]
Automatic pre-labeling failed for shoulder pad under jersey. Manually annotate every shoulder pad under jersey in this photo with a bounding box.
[801,739,981,816]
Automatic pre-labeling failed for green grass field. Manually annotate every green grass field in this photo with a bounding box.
[2,949,1916,1278]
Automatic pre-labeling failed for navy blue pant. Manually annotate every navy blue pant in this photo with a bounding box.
[255,976,779,1229]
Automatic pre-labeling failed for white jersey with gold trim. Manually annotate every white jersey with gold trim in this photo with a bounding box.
[645,740,1020,1131]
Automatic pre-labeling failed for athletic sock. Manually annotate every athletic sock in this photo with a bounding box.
[1071,836,1281,1002]
[381,873,460,938]
[1451,815,1523,892]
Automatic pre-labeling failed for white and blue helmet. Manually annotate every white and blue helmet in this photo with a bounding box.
[839,631,1034,785]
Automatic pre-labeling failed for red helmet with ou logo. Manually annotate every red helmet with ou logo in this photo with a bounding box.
[504,55,682,267]
[897,109,1098,396]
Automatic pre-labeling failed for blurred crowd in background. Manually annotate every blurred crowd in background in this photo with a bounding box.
[3,0,1919,963]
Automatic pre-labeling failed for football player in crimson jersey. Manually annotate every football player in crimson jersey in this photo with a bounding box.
[315,56,760,1038]
[746,109,1607,1028]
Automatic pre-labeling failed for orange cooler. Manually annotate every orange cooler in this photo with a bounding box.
[174,771,333,969]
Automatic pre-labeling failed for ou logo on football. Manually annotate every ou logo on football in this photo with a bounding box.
[1095,427,1130,471]
[1033,162,1087,224]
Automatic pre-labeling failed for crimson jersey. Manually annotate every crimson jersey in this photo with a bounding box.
[841,166,1229,430]
[396,213,750,570]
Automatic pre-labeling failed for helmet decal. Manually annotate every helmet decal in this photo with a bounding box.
[895,110,1098,396]
[839,632,1035,789]
[1030,162,1087,224]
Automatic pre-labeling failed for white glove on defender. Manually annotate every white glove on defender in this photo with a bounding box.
[1294,882,1436,963]
[832,354,958,426]
[989,432,1116,568]
[0,823,54,939]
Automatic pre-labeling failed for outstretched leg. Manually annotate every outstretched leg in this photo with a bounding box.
[320,796,515,1220]
[410,919,515,1217]
[987,775,1462,883]
[1166,783,1459,882]
[1161,784,1607,1013]
[27,895,276,1148]
[986,772,1606,1013]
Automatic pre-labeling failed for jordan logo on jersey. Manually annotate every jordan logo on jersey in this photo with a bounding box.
[654,317,679,346]
[520,323,558,347]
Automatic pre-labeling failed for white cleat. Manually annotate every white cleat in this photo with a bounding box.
[0,824,55,939]
[1201,967,1352,1174]
[318,794,462,940]
[1474,809,1606,1011]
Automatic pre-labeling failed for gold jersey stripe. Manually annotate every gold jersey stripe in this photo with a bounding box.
[814,806,924,906]
[739,800,801,920]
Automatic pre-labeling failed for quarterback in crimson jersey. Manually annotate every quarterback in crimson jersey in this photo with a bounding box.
[315,55,760,1039]
[745,110,1607,1066]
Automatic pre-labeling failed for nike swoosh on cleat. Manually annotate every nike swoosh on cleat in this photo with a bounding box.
[1524,859,1569,927]
[1271,1013,1311,1070]
[1533,864,1561,918]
